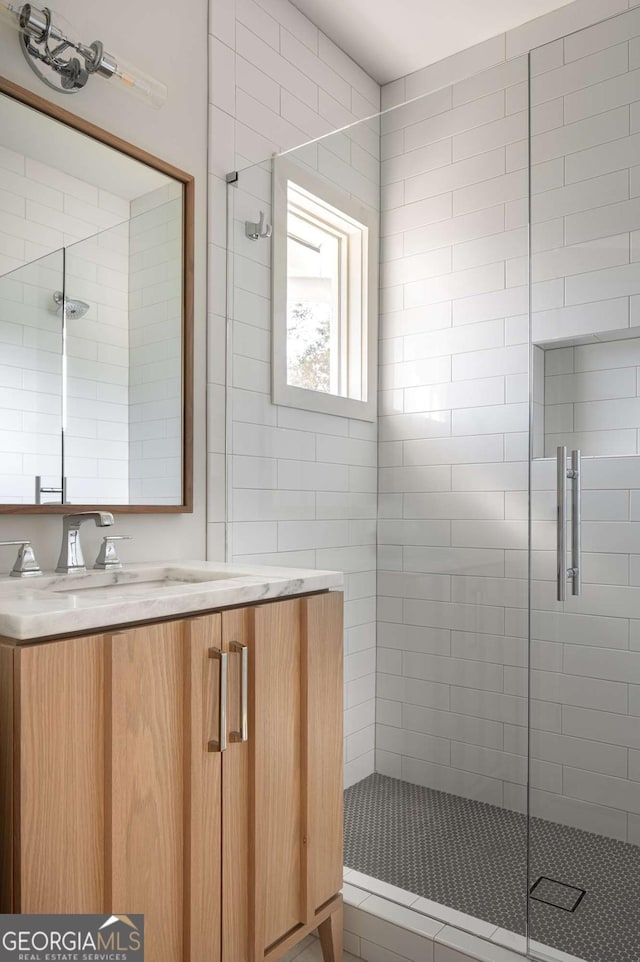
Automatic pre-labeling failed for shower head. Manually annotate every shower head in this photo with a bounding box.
[52,290,90,320]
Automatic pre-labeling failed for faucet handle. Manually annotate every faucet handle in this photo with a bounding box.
[94,535,131,571]
[0,541,42,578]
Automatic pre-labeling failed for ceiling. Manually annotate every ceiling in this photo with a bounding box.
[291,0,577,85]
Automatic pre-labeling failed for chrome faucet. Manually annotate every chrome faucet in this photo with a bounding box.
[56,512,114,574]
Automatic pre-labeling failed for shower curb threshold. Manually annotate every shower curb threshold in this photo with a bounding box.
[342,868,587,962]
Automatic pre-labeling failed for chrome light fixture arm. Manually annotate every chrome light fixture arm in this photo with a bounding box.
[0,1,167,106]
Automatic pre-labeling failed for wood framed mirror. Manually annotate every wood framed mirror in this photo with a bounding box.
[0,76,193,513]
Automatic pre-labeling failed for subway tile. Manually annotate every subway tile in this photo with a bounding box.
[404,434,504,467]
[383,193,453,236]
[533,171,629,225]
[405,319,505,362]
[382,139,452,187]
[344,872,418,908]
[403,598,505,636]
[378,520,451,547]
[453,112,527,162]
[404,703,503,750]
[403,492,504,521]
[403,545,505,578]
[564,646,640,685]
[563,706,640,749]
[453,57,527,107]
[377,724,451,766]
[236,24,317,108]
[529,786,628,841]
[435,927,520,962]
[404,377,504,414]
[532,106,629,166]
[452,403,528,437]
[357,895,444,942]
[453,287,529,326]
[404,262,504,311]
[405,206,505,258]
[451,741,526,785]
[506,0,628,60]
[451,631,527,668]
[405,149,505,205]
[566,67,640,124]
[453,169,527,217]
[404,651,503,692]
[564,5,640,62]
[402,755,504,806]
[564,768,640,816]
[532,42,629,108]
[566,261,640,305]
[452,345,528,382]
[545,366,636,405]
[406,34,506,101]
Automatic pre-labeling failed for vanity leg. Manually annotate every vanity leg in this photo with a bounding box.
[318,901,343,962]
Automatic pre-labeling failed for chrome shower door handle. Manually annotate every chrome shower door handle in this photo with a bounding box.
[208,647,228,753]
[230,642,248,743]
[557,446,568,602]
[570,449,581,597]
[556,446,581,601]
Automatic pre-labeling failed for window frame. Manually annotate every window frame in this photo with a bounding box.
[272,156,379,422]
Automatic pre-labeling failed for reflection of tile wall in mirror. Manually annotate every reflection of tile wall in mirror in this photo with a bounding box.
[0,250,63,503]
[535,332,640,458]
[128,185,183,505]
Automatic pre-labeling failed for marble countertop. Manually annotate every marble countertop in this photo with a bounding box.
[0,561,343,642]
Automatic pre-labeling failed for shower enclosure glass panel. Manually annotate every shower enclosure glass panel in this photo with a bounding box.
[529,9,640,961]
[227,83,532,945]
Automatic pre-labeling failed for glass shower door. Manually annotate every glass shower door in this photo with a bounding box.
[529,10,640,961]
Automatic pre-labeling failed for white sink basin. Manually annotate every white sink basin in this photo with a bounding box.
[0,561,343,641]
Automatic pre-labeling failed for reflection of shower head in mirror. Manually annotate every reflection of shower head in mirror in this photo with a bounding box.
[52,290,90,319]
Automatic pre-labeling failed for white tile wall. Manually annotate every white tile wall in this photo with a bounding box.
[208,0,381,785]
[378,0,640,843]
[542,339,640,457]
[526,3,640,840]
[377,46,532,816]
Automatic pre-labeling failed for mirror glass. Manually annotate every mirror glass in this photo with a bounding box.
[0,88,187,507]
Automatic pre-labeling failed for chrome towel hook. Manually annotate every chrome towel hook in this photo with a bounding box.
[245,210,272,241]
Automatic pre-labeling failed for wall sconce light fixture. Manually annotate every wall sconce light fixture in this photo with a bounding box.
[0,1,167,107]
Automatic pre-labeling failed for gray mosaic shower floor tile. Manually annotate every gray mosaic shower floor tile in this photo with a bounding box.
[344,774,640,962]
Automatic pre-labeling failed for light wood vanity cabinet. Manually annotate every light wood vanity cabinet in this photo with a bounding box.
[0,591,344,962]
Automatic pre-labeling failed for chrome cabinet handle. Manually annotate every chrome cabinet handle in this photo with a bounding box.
[208,647,228,753]
[556,446,581,601]
[230,642,248,743]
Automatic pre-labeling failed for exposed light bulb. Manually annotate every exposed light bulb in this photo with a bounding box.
[111,56,167,109]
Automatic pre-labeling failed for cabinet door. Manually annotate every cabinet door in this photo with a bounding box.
[12,617,223,961]
[107,616,223,962]
[223,592,343,962]
[15,634,106,913]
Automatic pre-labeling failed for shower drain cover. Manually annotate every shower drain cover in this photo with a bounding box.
[529,876,586,912]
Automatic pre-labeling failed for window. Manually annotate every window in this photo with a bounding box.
[272,157,378,421]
